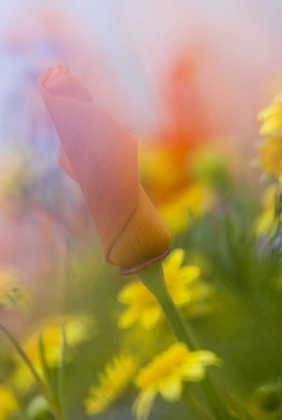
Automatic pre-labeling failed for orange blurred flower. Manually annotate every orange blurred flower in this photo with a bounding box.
[141,52,214,205]
[139,52,219,234]
[160,53,212,189]
[39,65,171,274]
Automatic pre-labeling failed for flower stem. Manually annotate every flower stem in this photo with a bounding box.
[0,322,64,420]
[183,385,213,420]
[138,261,234,420]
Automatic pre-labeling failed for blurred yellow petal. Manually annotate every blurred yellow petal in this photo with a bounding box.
[140,306,162,330]
[258,106,276,121]
[260,137,282,178]
[181,364,206,381]
[260,119,282,137]
[258,94,282,137]
[190,351,222,367]
[0,386,19,420]
[163,248,185,273]
[118,307,140,329]
[159,379,182,402]
[133,390,156,420]
[171,266,200,286]
[160,183,214,234]
[85,353,138,416]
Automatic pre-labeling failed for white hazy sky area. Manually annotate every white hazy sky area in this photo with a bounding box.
[1,0,282,156]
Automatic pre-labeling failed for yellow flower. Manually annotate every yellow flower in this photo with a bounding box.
[159,183,214,234]
[258,94,282,137]
[13,314,95,393]
[259,137,282,180]
[118,249,205,330]
[0,267,30,312]
[0,386,19,420]
[85,353,138,416]
[134,343,221,420]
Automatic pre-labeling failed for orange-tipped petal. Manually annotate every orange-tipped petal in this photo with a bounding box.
[110,186,171,272]
[39,66,171,272]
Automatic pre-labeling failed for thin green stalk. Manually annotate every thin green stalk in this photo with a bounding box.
[230,394,255,420]
[57,323,67,420]
[39,333,55,399]
[0,322,64,420]
[158,288,228,419]
[183,385,213,420]
[138,261,234,420]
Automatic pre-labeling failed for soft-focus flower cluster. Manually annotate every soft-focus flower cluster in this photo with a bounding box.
[257,94,282,237]
[259,94,282,181]
[13,315,95,393]
[138,55,225,236]
[2,42,282,420]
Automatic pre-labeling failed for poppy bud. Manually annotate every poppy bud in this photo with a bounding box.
[39,66,171,274]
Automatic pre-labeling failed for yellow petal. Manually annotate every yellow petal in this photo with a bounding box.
[172,289,192,306]
[140,306,162,330]
[159,379,182,402]
[181,364,206,381]
[133,390,156,420]
[117,281,146,304]
[260,118,282,136]
[176,266,200,284]
[118,307,140,329]
[163,249,185,275]
[190,351,222,367]
[258,106,277,122]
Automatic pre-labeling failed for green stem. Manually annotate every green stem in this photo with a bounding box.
[57,323,67,420]
[0,322,64,420]
[138,262,234,420]
[183,384,213,420]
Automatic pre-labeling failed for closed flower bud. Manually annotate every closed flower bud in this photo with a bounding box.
[254,383,282,412]
[39,66,171,274]
[26,395,53,420]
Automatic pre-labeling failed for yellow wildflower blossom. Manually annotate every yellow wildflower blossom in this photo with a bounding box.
[0,385,19,420]
[13,314,95,393]
[118,249,207,330]
[259,137,282,180]
[0,267,30,312]
[85,353,138,416]
[258,94,282,137]
[159,183,214,234]
[134,343,221,420]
